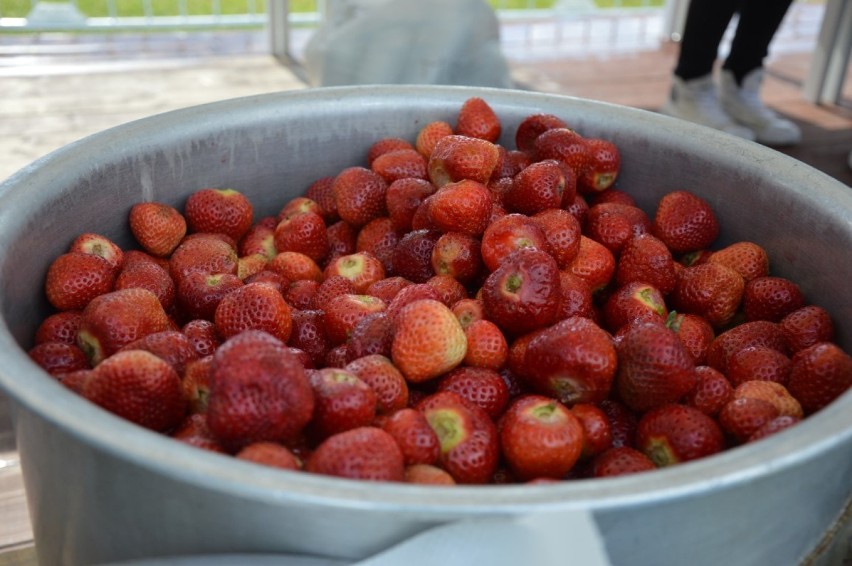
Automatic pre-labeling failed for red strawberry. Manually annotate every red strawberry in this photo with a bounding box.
[504,159,565,215]
[682,365,733,416]
[592,446,656,478]
[45,252,116,311]
[417,391,499,484]
[306,368,377,440]
[742,276,805,323]
[572,403,613,459]
[733,380,802,419]
[306,426,404,482]
[635,404,725,466]
[236,442,301,471]
[236,254,269,282]
[77,288,172,366]
[83,349,186,432]
[589,188,636,207]
[385,178,437,233]
[726,346,792,387]
[427,135,501,187]
[378,407,440,466]
[585,202,651,256]
[497,149,533,179]
[670,262,744,328]
[325,220,358,263]
[427,179,493,236]
[169,234,239,287]
[530,208,582,269]
[355,218,400,274]
[779,305,835,353]
[345,353,408,414]
[324,344,351,368]
[123,249,170,272]
[787,342,852,414]
[365,276,412,304]
[425,274,467,308]
[431,231,483,284]
[523,316,617,405]
[172,412,226,453]
[718,397,780,443]
[706,320,788,373]
[119,330,199,375]
[177,271,244,321]
[323,294,386,345]
[748,415,801,443]
[706,241,769,282]
[347,311,395,360]
[367,137,414,166]
[304,176,339,224]
[615,233,677,294]
[415,121,454,158]
[278,196,323,224]
[332,166,388,228]
[564,192,590,227]
[371,149,428,183]
[181,319,221,358]
[565,235,616,293]
[184,188,254,241]
[480,213,551,273]
[577,138,620,194]
[273,211,328,264]
[28,341,90,377]
[391,299,467,383]
[451,298,485,330]
[391,229,441,283]
[616,321,697,413]
[515,113,568,153]
[385,283,443,325]
[405,464,456,485]
[455,97,501,142]
[666,312,715,365]
[532,128,591,177]
[69,233,123,273]
[599,399,638,449]
[324,252,385,294]
[463,319,509,371]
[129,202,187,257]
[437,366,509,419]
[183,359,213,415]
[35,310,83,346]
[651,190,719,254]
[115,260,177,313]
[214,282,293,343]
[557,271,595,320]
[270,251,322,284]
[288,309,331,367]
[602,281,668,334]
[207,330,314,449]
[499,394,584,480]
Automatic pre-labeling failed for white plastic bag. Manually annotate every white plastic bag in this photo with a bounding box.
[303,0,513,88]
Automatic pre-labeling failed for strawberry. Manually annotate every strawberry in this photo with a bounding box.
[305,426,405,482]
[499,394,584,481]
[706,320,788,373]
[779,305,835,353]
[77,288,172,366]
[615,233,677,294]
[586,202,651,256]
[123,249,170,272]
[427,179,493,236]
[207,330,314,449]
[69,233,124,273]
[323,294,386,345]
[504,159,565,215]
[34,310,83,346]
[306,368,377,440]
[480,213,551,273]
[682,365,733,416]
[436,366,509,419]
[313,275,356,312]
[455,96,501,142]
[181,319,221,358]
[236,442,301,471]
[592,446,656,478]
[616,321,697,413]
[172,412,226,453]
[238,253,270,281]
[277,196,322,224]
[732,380,803,419]
[431,231,483,284]
[515,113,568,153]
[371,149,428,183]
[557,271,595,320]
[304,176,339,224]
[589,188,636,207]
[273,211,328,264]
[532,128,590,177]
[523,316,617,405]
[284,279,318,311]
[325,220,358,263]
[28,341,90,377]
[129,202,187,257]
[451,298,485,330]
[497,149,532,180]
[670,262,744,328]
[651,190,719,254]
[726,346,792,387]
[385,178,437,233]
[365,276,412,304]
[324,344,351,368]
[176,271,243,321]
[367,137,414,166]
[345,354,408,414]
[417,391,499,484]
[427,135,500,187]
[391,299,467,383]
[747,415,801,443]
[214,282,293,343]
[415,121,454,158]
[405,464,456,485]
[602,281,668,334]
[347,312,395,360]
[324,251,385,294]
[385,283,443,325]
[706,241,769,282]
[577,138,620,194]
[787,342,852,414]
[45,252,116,311]
[83,349,186,432]
[635,404,725,466]
[119,330,199,375]
[115,259,177,313]
[463,319,509,371]
[564,235,616,293]
[269,251,322,283]
[355,217,400,275]
[742,276,805,323]
[530,208,582,269]
[564,192,590,227]
[666,312,715,365]
[183,359,213,415]
[718,398,779,443]
[481,248,562,336]
[425,274,467,307]
[378,407,440,466]
[332,166,388,228]
[287,309,331,368]
[572,403,613,460]
[184,188,254,241]
[169,234,239,287]
[391,229,441,283]
[599,399,638,449]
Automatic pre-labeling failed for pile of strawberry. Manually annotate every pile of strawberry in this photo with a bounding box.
[30,97,852,485]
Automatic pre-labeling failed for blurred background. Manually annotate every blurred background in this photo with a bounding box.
[0,0,850,185]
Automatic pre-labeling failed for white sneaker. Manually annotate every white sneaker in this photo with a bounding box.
[719,69,802,146]
[660,74,756,141]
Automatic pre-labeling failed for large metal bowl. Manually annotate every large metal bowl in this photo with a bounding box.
[0,86,850,566]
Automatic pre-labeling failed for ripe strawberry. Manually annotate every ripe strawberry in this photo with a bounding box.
[499,394,585,480]
[347,311,394,360]
[706,320,788,373]
[427,135,501,187]
[365,276,412,304]
[324,344,351,369]
[515,113,568,153]
[283,279,318,310]
[391,299,466,383]
[77,288,172,366]
[169,234,239,287]
[236,442,301,471]
[323,294,386,345]
[129,202,187,257]
[451,298,485,330]
[733,380,803,419]
[325,220,358,263]
[332,166,388,228]
[682,365,733,416]
[726,346,792,387]
[69,232,123,273]
[181,319,221,358]
[651,190,719,254]
[787,342,852,414]
[504,159,565,215]
[530,208,582,269]
[437,366,509,419]
[83,349,186,432]
[577,138,620,194]
[405,464,456,485]
[463,319,508,371]
[378,407,440,466]
[666,312,715,365]
[706,241,769,282]
[557,271,595,320]
[497,149,533,179]
[532,128,590,177]
[602,281,668,334]
[214,282,293,343]
[273,211,328,264]
[367,137,414,166]
[304,176,339,224]
[565,235,616,293]
[278,196,323,224]
[455,96,501,142]
[427,179,493,236]
[207,330,314,449]
[45,252,116,311]
[324,252,385,294]
[589,188,636,207]
[172,412,226,453]
[238,253,270,280]
[35,310,83,346]
[345,353,408,414]
[742,276,805,323]
[747,415,801,443]
[480,213,551,273]
[564,192,590,227]
[415,121,454,158]
[385,178,437,233]
[391,229,441,283]
[119,330,199,375]
[635,404,725,466]
[592,446,656,478]
[481,248,562,336]
[176,271,243,321]
[586,202,651,256]
[670,262,744,328]
[616,321,697,413]
[29,341,90,377]
[779,305,835,353]
[354,218,399,274]
[523,316,617,405]
[417,391,499,484]
[306,368,377,440]
[385,283,443,325]
[115,260,177,313]
[430,231,483,284]
[371,149,428,183]
[572,403,613,460]
[184,188,254,241]
[287,309,331,367]
[615,233,677,294]
[183,359,213,414]
[718,397,779,443]
[269,251,322,283]
[425,274,467,308]
[123,249,170,272]
[599,399,638,449]
[306,426,405,482]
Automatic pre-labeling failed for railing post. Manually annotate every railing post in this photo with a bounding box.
[268,0,290,61]
[25,0,87,28]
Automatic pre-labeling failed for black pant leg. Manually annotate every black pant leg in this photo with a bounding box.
[722,0,796,84]
[674,0,739,81]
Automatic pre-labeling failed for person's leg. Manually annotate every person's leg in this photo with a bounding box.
[674,0,739,80]
[722,0,795,85]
